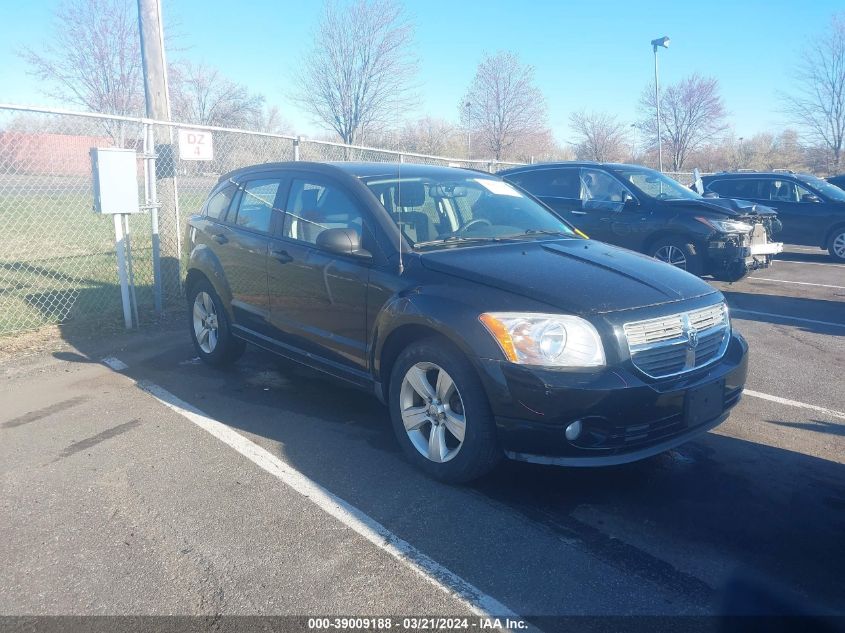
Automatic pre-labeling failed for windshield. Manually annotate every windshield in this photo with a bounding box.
[798,175,845,202]
[611,166,701,201]
[362,174,578,247]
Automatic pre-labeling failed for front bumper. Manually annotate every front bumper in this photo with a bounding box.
[478,332,749,465]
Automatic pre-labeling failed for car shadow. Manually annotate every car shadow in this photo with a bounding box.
[774,250,833,265]
[767,418,845,437]
[46,325,845,619]
[722,290,845,337]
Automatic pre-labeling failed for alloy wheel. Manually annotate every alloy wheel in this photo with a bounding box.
[193,291,219,354]
[654,245,688,269]
[399,362,466,463]
[833,231,845,259]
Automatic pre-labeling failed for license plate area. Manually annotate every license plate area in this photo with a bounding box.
[684,379,725,427]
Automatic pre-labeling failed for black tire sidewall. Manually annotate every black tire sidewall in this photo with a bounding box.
[388,338,500,483]
[650,237,703,276]
[187,279,244,366]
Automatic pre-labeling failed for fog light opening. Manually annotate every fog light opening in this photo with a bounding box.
[565,420,582,441]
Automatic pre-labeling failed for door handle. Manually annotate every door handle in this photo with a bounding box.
[271,248,293,264]
[212,233,228,245]
[571,210,587,215]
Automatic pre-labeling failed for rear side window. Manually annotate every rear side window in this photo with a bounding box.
[707,179,764,198]
[284,178,363,246]
[205,185,236,221]
[234,179,281,233]
[506,169,580,198]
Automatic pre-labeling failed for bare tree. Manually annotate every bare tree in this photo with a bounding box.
[399,117,459,156]
[783,13,845,170]
[21,0,143,118]
[569,110,630,162]
[170,62,264,128]
[293,0,416,145]
[639,73,727,171]
[461,51,548,161]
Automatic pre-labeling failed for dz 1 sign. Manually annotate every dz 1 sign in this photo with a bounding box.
[178,129,214,161]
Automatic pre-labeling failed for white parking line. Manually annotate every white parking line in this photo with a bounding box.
[730,308,845,329]
[774,260,845,269]
[744,390,845,420]
[749,277,845,290]
[101,356,129,371]
[137,380,523,622]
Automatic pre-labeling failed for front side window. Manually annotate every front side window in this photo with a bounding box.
[205,185,236,221]
[283,179,363,246]
[580,169,629,204]
[234,179,280,233]
[363,174,577,247]
[612,167,700,201]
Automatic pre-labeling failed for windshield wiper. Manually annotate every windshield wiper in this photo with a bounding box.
[414,235,508,247]
[502,229,573,239]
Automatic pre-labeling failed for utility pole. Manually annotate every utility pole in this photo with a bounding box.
[138,0,180,309]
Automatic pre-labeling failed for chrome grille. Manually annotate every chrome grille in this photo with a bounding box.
[623,303,730,378]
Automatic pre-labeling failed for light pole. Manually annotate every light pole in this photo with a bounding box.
[737,137,744,169]
[651,36,670,172]
[464,101,472,159]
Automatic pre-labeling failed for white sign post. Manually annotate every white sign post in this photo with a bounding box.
[90,148,143,329]
[178,129,214,161]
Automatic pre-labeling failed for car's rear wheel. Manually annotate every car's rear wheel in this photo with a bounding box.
[188,278,245,366]
[649,237,703,276]
[828,227,845,262]
[388,339,500,483]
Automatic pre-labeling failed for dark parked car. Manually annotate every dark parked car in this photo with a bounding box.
[500,162,783,281]
[185,162,748,483]
[703,171,845,261]
[826,174,845,191]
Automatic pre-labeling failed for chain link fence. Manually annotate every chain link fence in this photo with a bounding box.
[0,104,524,337]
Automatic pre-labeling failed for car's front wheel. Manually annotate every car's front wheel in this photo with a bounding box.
[188,278,245,366]
[649,236,703,276]
[388,339,501,483]
[828,227,845,262]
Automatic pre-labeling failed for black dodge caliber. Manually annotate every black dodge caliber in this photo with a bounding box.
[185,162,748,483]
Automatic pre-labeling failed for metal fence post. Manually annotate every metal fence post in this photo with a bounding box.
[145,122,163,314]
[293,136,301,161]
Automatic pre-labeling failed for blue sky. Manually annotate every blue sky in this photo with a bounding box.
[0,0,842,143]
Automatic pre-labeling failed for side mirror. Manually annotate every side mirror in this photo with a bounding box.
[315,227,371,259]
[703,191,719,198]
[622,192,638,209]
[801,193,821,203]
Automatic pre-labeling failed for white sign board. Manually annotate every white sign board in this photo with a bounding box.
[90,148,140,214]
[178,128,214,161]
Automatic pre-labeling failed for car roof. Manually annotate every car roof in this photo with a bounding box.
[218,161,492,184]
[498,161,650,175]
[702,171,817,180]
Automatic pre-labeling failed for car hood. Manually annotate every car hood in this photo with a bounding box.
[419,239,717,315]
[664,197,777,217]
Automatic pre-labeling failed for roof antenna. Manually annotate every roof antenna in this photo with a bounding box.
[396,97,404,275]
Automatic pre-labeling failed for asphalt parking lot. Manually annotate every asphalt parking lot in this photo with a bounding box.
[1,244,843,624]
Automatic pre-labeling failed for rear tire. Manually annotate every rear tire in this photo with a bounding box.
[828,227,845,262]
[649,236,703,276]
[187,278,245,367]
[388,338,501,484]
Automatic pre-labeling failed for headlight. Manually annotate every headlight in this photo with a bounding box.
[696,217,753,233]
[479,312,605,367]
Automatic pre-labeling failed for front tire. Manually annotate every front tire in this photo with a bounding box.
[187,278,245,367]
[649,236,703,276]
[388,339,501,483]
[828,227,845,262]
